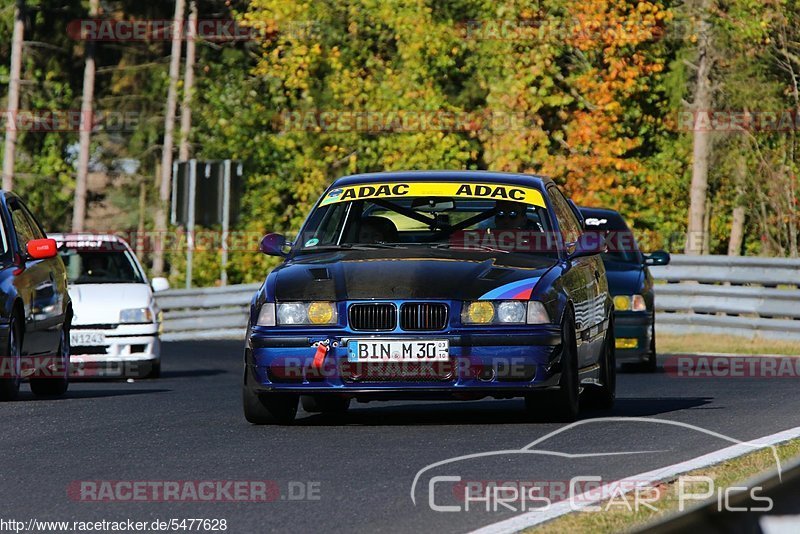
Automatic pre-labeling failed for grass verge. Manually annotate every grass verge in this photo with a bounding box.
[658,334,800,356]
[530,438,800,533]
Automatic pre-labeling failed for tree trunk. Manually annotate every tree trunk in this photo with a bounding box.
[152,0,186,276]
[727,206,745,256]
[137,180,146,255]
[685,0,714,255]
[178,0,197,162]
[2,0,25,191]
[702,197,711,254]
[72,0,99,232]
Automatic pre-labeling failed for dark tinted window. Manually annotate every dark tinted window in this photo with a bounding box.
[581,210,642,264]
[10,205,35,251]
[548,187,582,247]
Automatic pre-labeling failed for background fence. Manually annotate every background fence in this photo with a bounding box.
[651,255,800,341]
[156,255,800,341]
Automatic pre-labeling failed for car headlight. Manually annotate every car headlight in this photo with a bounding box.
[463,301,548,325]
[307,302,336,324]
[497,301,526,323]
[526,301,550,324]
[257,303,276,326]
[119,308,154,324]
[614,295,646,312]
[464,301,495,324]
[613,295,631,311]
[276,302,338,326]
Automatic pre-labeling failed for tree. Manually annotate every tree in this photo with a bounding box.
[153,0,185,276]
[72,0,99,232]
[2,0,24,191]
[685,0,715,255]
[178,0,197,161]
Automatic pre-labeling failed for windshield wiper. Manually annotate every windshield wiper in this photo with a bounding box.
[428,242,510,254]
[302,243,407,251]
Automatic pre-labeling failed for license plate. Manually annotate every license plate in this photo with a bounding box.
[347,340,449,362]
[71,331,106,346]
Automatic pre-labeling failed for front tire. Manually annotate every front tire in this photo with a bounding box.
[584,317,616,410]
[243,384,298,425]
[644,321,657,372]
[0,316,21,401]
[526,309,579,422]
[30,324,70,397]
[146,360,161,379]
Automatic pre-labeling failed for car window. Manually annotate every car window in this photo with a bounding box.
[582,212,642,264]
[59,246,146,285]
[296,181,559,257]
[10,204,35,251]
[548,187,582,247]
[19,202,45,240]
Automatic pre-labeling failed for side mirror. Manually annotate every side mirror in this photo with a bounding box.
[568,232,606,261]
[260,233,289,257]
[27,238,58,260]
[645,250,671,266]
[151,277,170,293]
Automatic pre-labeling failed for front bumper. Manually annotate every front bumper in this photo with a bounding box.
[613,311,653,362]
[245,327,563,398]
[70,323,160,378]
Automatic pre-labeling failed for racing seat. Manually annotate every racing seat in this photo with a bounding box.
[358,216,399,244]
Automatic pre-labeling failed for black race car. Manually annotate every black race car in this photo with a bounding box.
[244,171,615,424]
[0,192,72,400]
[579,207,670,371]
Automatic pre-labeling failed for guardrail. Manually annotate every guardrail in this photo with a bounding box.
[651,255,800,340]
[155,255,800,341]
[157,283,259,341]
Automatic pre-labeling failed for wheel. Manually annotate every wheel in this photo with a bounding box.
[243,384,298,425]
[146,360,161,379]
[0,315,21,401]
[30,324,69,397]
[644,321,657,372]
[526,309,579,422]
[301,395,350,414]
[583,317,616,410]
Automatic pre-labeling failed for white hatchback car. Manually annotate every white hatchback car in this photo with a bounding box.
[51,234,170,378]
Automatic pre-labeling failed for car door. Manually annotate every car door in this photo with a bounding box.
[8,199,63,356]
[548,186,599,368]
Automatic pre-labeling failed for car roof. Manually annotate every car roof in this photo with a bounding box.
[578,206,622,218]
[49,233,131,246]
[331,170,553,189]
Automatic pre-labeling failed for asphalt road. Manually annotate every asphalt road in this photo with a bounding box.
[3,341,800,534]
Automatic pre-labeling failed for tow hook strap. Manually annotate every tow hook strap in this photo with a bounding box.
[312,340,330,369]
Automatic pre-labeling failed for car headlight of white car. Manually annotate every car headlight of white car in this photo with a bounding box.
[120,308,155,324]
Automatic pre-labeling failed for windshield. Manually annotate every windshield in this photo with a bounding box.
[582,214,642,264]
[296,181,560,258]
[59,246,146,285]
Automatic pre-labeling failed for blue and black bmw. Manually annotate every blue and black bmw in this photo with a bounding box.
[579,207,670,372]
[243,171,615,424]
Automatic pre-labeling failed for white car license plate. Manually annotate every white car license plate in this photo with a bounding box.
[71,331,106,346]
[347,340,449,362]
